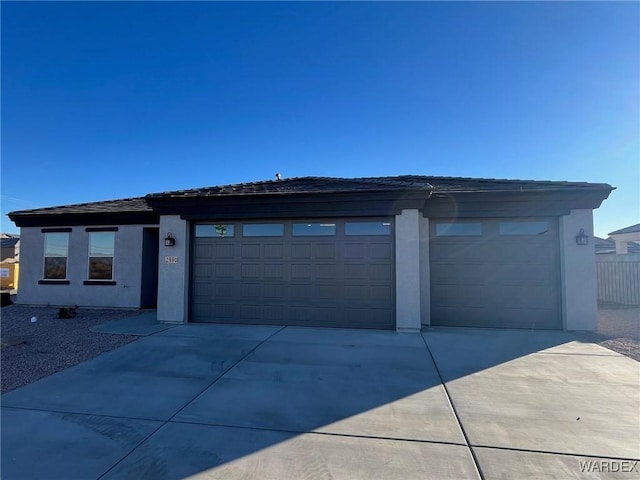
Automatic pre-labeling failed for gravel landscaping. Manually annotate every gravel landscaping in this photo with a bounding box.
[1,302,638,396]
[575,304,640,361]
[1,304,144,394]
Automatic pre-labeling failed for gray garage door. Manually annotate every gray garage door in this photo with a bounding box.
[430,218,561,329]
[191,219,395,329]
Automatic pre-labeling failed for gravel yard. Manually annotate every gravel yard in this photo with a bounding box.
[575,304,640,361]
[1,305,144,394]
[1,302,638,396]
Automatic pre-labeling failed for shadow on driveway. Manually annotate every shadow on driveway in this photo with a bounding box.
[2,324,638,479]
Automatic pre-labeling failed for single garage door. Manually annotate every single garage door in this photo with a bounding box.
[430,218,562,329]
[191,219,395,329]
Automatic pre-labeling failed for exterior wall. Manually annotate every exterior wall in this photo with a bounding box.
[16,225,153,308]
[419,216,431,326]
[559,209,598,331]
[395,209,421,332]
[157,215,190,323]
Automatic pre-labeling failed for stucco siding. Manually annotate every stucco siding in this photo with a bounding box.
[559,209,598,331]
[16,225,155,308]
[157,216,190,323]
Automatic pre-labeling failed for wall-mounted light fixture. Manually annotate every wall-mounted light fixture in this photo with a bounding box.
[164,232,176,247]
[575,229,588,245]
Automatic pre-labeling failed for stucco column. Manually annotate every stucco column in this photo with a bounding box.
[614,240,629,255]
[395,209,421,332]
[419,216,431,326]
[157,215,189,323]
[559,209,597,331]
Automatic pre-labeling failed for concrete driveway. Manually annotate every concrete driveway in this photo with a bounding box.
[2,324,638,479]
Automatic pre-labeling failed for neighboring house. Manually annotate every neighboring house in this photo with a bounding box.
[1,235,20,262]
[607,223,640,255]
[595,236,640,255]
[595,224,640,306]
[8,175,613,331]
[0,235,20,290]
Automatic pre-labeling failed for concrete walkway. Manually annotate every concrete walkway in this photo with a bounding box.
[1,325,638,479]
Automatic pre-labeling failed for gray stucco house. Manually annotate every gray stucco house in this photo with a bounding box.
[8,175,613,332]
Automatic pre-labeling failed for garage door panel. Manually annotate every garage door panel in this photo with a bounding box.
[215,244,234,258]
[241,283,262,298]
[291,244,312,259]
[241,244,261,258]
[313,244,337,259]
[430,218,561,329]
[431,244,483,265]
[193,263,212,278]
[215,283,234,298]
[263,264,285,279]
[194,244,214,258]
[264,244,284,258]
[215,263,234,278]
[368,264,393,281]
[263,284,287,299]
[215,304,235,319]
[313,264,338,280]
[344,308,393,329]
[291,264,312,280]
[430,264,485,285]
[240,304,262,319]
[240,264,262,279]
[343,244,365,259]
[192,218,394,329]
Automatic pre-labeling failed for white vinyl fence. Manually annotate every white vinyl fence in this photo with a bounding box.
[596,253,640,306]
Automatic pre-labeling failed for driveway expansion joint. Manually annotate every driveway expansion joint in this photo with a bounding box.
[96,326,286,480]
[471,444,640,463]
[420,334,485,480]
[168,418,469,448]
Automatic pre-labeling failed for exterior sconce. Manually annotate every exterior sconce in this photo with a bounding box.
[164,232,176,247]
[575,229,588,245]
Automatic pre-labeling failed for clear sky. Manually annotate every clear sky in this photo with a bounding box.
[2,1,638,238]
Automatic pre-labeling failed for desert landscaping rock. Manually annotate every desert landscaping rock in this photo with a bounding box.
[1,305,146,394]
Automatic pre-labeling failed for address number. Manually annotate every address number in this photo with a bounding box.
[165,256,179,264]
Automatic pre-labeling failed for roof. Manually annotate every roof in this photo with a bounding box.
[0,237,19,248]
[8,197,152,217]
[595,236,640,254]
[147,175,612,199]
[8,175,614,227]
[608,223,640,236]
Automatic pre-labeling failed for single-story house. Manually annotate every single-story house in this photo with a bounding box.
[595,236,640,255]
[607,223,640,255]
[8,175,613,332]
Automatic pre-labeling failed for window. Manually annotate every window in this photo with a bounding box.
[499,222,549,236]
[292,223,336,236]
[345,222,391,236]
[88,232,115,280]
[43,233,69,279]
[196,224,235,237]
[435,223,482,236]
[243,223,284,237]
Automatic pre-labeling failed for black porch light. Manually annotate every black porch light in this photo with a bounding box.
[164,232,176,247]
[575,229,588,245]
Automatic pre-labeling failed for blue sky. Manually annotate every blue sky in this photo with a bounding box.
[2,1,638,237]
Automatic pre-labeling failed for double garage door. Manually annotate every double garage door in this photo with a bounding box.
[430,218,562,329]
[190,219,395,329]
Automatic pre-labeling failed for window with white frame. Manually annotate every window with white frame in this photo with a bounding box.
[88,232,115,280]
[43,232,69,279]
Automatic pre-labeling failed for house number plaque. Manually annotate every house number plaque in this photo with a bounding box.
[165,256,179,264]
